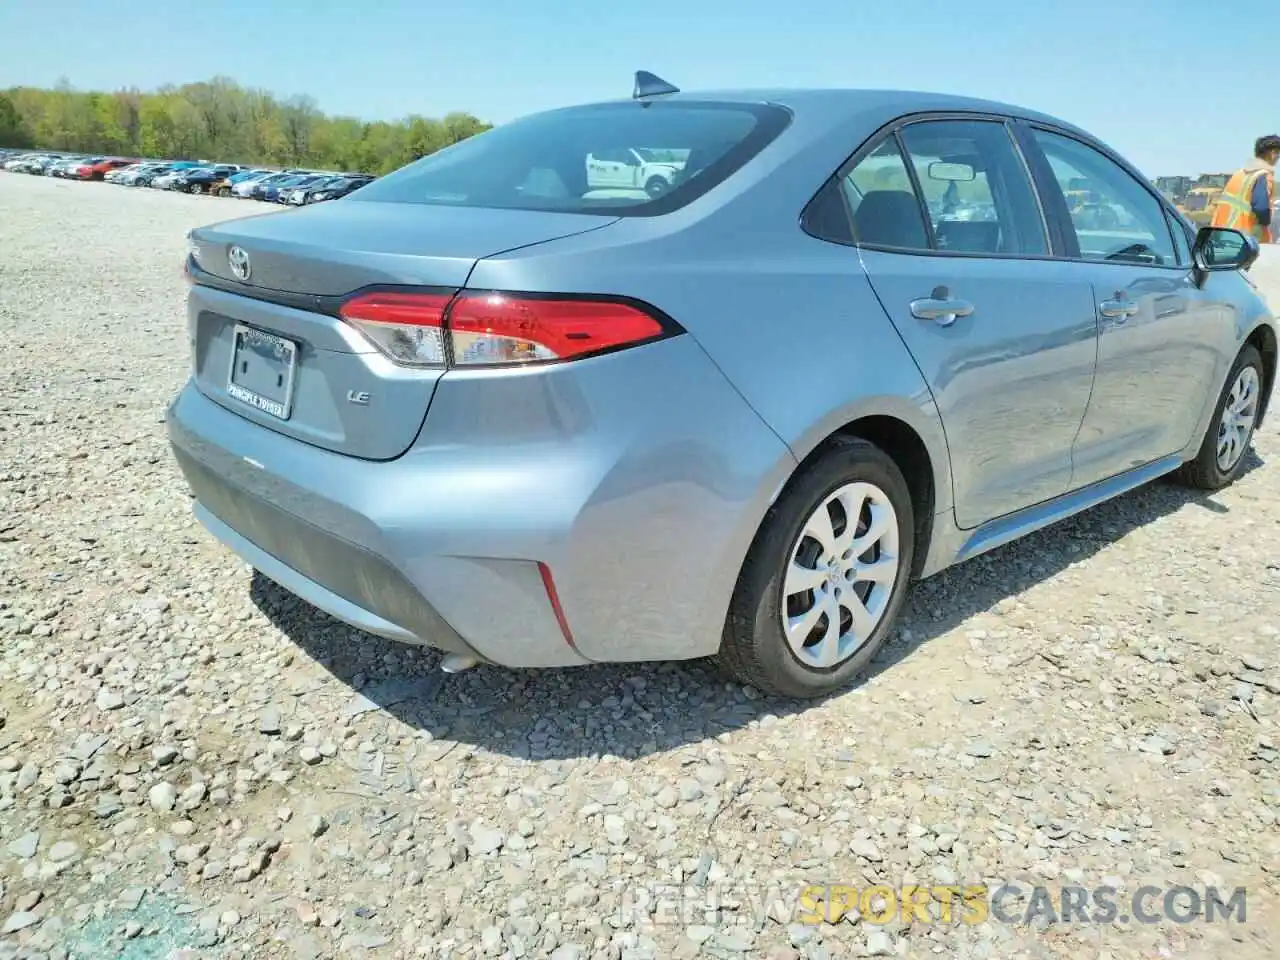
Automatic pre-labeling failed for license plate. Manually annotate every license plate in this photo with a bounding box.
[226,325,297,420]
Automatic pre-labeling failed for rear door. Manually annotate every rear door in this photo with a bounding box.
[844,117,1100,529]
[1017,126,1231,486]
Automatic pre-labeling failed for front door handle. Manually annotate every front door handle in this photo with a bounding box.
[1098,296,1140,321]
[910,286,975,327]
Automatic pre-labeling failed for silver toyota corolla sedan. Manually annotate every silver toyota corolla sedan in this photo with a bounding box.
[169,75,1277,698]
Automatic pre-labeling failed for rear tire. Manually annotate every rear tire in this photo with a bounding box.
[715,437,915,699]
[1172,344,1264,490]
[188,183,203,195]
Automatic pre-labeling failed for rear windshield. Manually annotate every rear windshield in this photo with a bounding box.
[351,100,791,216]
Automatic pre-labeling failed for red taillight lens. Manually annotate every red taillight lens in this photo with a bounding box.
[339,291,452,367]
[338,290,672,368]
[447,293,666,366]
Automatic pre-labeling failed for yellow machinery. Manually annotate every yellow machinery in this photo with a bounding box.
[1063,177,1097,211]
[1062,177,1122,229]
[1177,173,1231,226]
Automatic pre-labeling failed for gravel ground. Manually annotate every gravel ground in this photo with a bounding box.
[1,172,1279,960]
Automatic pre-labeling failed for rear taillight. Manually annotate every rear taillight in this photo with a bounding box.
[183,234,198,283]
[448,293,667,365]
[339,292,451,366]
[338,290,673,369]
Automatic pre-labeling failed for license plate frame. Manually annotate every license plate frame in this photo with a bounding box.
[225,324,298,421]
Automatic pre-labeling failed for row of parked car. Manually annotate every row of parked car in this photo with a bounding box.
[0,149,376,206]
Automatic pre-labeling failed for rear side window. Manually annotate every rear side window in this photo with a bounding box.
[840,137,930,250]
[351,100,791,216]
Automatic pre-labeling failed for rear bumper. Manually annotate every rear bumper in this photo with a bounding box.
[166,329,795,668]
[167,384,581,667]
[194,503,428,648]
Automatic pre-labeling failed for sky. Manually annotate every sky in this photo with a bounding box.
[1,0,1276,177]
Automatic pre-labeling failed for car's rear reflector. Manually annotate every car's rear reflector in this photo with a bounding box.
[337,289,676,369]
[537,561,580,655]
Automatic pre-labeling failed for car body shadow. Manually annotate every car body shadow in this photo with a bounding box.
[250,451,1264,761]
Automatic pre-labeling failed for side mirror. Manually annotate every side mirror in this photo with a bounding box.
[1192,226,1260,279]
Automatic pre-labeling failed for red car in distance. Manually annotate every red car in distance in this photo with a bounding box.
[72,157,139,181]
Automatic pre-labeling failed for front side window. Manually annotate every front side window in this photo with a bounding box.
[899,119,1048,256]
[352,100,791,216]
[1030,129,1176,266]
[1166,209,1193,265]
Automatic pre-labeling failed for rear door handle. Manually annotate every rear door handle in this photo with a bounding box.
[910,287,974,327]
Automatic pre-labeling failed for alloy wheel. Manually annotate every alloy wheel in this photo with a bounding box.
[1216,366,1259,472]
[782,481,900,669]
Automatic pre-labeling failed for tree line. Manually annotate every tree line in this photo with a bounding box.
[0,77,492,175]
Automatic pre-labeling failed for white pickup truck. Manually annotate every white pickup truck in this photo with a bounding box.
[585,148,687,197]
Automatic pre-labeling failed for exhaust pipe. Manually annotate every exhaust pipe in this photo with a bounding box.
[440,653,478,674]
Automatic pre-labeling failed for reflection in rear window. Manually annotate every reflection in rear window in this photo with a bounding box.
[351,101,791,216]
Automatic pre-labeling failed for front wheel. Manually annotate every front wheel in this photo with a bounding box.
[188,183,203,195]
[716,437,915,699]
[1172,344,1264,490]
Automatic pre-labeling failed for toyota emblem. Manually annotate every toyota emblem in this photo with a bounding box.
[228,245,251,282]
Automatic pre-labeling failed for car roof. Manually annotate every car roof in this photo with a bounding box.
[580,87,1086,136]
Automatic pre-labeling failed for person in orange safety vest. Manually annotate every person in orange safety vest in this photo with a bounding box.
[1210,135,1279,243]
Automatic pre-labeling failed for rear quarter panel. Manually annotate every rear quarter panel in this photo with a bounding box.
[416,337,799,663]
